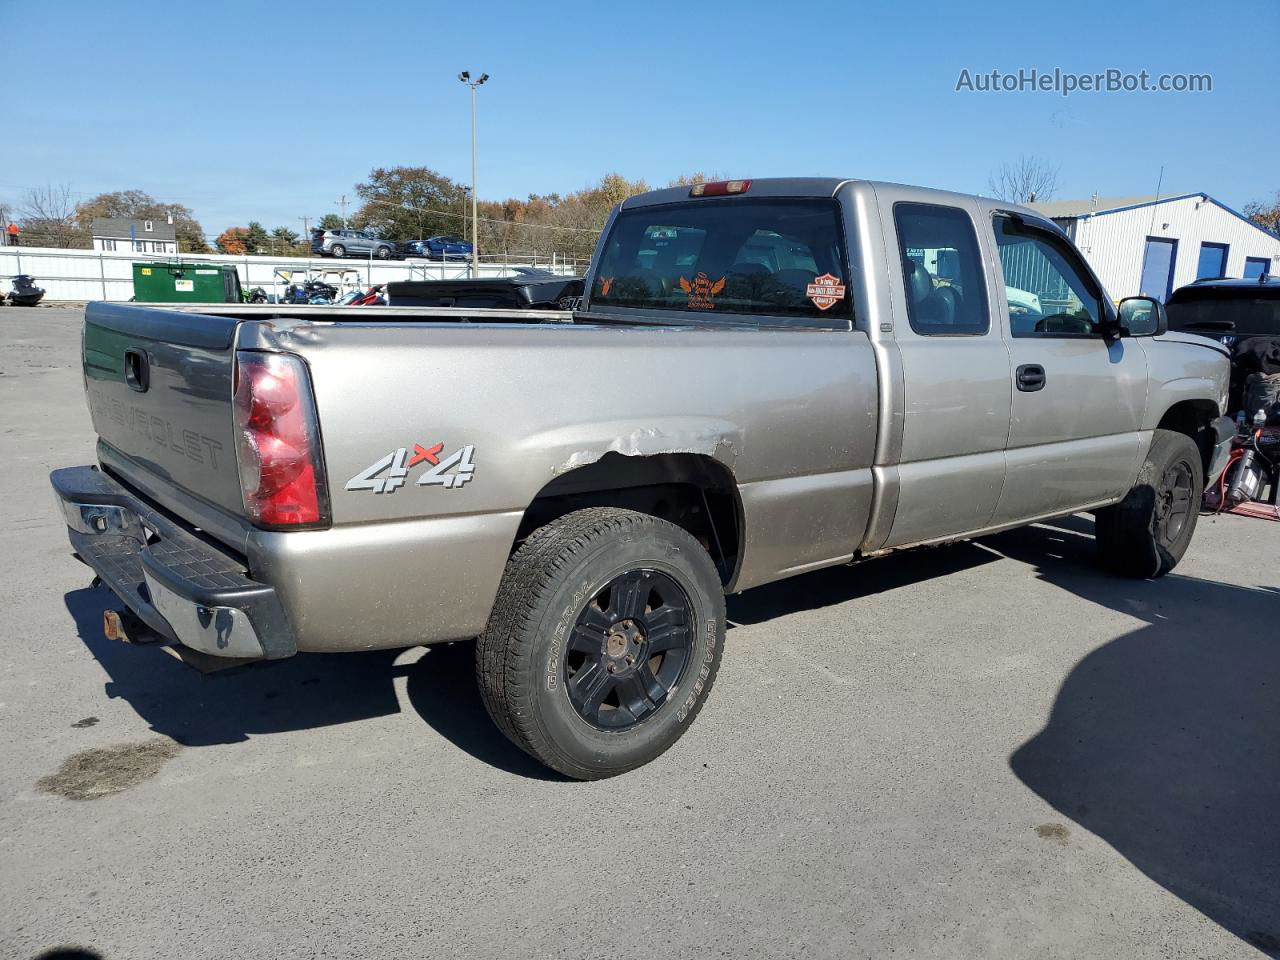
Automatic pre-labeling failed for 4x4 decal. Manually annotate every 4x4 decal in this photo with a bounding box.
[346,443,476,493]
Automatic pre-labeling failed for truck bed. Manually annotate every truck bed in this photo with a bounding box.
[77,299,880,650]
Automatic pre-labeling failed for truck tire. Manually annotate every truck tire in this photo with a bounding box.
[477,508,725,780]
[1095,428,1203,578]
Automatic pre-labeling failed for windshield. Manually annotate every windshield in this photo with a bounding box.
[590,197,852,324]
[1167,296,1280,338]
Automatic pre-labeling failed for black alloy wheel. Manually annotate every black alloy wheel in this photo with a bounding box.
[564,569,694,730]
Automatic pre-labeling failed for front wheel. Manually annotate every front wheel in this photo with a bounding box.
[376,245,392,260]
[477,508,725,780]
[1095,428,1204,578]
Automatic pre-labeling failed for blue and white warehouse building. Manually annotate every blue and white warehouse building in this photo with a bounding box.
[1029,193,1280,302]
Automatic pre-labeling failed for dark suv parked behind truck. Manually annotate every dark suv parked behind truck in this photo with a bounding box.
[1166,274,1279,411]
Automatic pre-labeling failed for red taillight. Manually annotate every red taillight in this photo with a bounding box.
[232,351,330,528]
[689,179,751,197]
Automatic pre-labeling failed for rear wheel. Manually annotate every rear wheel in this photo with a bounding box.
[477,508,725,780]
[1095,428,1203,578]
[330,244,346,258]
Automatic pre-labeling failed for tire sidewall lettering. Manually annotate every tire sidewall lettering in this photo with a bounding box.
[546,580,590,692]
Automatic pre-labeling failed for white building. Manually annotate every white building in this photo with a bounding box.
[91,217,178,255]
[1029,193,1280,302]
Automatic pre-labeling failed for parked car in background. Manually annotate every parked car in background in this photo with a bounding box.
[311,228,396,260]
[1167,275,1279,343]
[1166,274,1280,411]
[401,235,473,261]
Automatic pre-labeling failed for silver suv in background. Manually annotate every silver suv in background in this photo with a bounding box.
[310,228,396,259]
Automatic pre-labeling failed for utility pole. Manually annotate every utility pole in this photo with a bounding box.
[458,70,488,275]
[299,215,311,241]
[335,195,350,228]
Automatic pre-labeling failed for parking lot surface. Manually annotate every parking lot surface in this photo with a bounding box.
[2,307,1277,959]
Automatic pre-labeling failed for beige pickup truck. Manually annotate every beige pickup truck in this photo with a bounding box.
[51,177,1233,779]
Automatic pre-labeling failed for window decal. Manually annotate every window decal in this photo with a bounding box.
[806,273,847,311]
[678,272,726,310]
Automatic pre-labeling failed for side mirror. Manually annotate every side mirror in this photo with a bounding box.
[1116,296,1167,337]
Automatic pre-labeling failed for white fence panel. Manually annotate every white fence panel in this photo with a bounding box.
[0,246,581,302]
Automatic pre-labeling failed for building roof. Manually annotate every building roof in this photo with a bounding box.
[91,217,177,241]
[1029,192,1280,241]
[1028,194,1202,218]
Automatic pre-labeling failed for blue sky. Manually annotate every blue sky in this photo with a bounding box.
[5,0,1275,238]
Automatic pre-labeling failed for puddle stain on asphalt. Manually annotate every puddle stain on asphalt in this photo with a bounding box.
[1034,822,1071,846]
[36,739,181,801]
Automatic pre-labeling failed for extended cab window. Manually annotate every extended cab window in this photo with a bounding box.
[994,217,1104,337]
[893,203,989,335]
[591,198,852,324]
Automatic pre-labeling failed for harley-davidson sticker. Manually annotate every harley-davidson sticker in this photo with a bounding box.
[678,272,726,310]
[346,443,475,493]
[806,273,846,311]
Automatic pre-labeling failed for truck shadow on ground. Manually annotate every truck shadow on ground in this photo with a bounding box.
[62,544,1002,780]
[989,516,1280,957]
[62,585,557,778]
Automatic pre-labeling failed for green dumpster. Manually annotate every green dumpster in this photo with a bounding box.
[132,262,243,303]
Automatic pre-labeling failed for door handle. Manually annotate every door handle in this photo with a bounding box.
[1016,363,1046,392]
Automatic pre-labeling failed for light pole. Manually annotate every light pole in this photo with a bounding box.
[458,70,488,275]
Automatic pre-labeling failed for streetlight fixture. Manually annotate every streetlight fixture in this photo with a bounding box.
[458,70,488,275]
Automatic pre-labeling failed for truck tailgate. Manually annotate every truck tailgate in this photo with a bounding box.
[83,302,244,519]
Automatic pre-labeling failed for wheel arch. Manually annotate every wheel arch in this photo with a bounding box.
[514,452,744,588]
[1155,398,1220,478]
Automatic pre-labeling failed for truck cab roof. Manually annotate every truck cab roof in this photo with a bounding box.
[620,177,1055,233]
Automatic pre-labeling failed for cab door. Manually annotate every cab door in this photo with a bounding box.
[988,214,1148,523]
[881,196,1012,548]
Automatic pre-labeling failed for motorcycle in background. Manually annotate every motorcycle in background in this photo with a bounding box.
[280,278,338,304]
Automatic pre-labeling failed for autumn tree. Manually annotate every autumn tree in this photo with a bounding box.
[1244,191,1280,234]
[215,227,248,255]
[987,157,1060,204]
[74,189,209,252]
[668,172,719,187]
[470,173,651,263]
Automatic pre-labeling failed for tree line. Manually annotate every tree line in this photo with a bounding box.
[0,169,675,261]
[6,165,1277,261]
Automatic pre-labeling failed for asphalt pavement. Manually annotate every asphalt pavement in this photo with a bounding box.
[2,307,1277,959]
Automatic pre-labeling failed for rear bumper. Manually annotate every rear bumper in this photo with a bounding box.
[51,466,297,660]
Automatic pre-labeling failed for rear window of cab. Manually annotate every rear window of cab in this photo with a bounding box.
[590,197,853,324]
